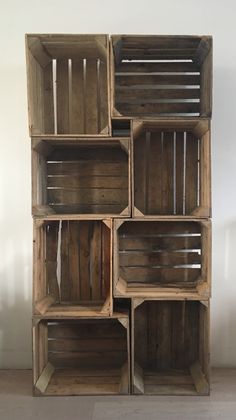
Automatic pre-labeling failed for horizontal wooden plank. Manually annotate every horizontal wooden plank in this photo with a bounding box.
[116,88,200,101]
[48,322,125,339]
[49,203,126,214]
[121,267,201,282]
[116,102,200,115]
[120,36,201,49]
[116,74,200,86]
[119,236,201,251]
[121,51,197,60]
[119,251,201,267]
[47,188,128,205]
[47,161,127,176]
[48,338,126,352]
[49,147,127,161]
[119,221,201,235]
[116,62,200,73]
[47,175,128,189]
[49,351,127,368]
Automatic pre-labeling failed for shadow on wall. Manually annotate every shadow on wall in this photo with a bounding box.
[211,220,236,367]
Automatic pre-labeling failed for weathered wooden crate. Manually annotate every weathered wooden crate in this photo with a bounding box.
[111,35,212,118]
[114,219,211,299]
[26,34,110,136]
[33,219,112,317]
[33,313,130,395]
[131,299,210,395]
[32,138,130,217]
[132,119,211,217]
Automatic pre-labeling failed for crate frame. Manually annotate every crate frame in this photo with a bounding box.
[113,218,211,300]
[33,218,113,317]
[33,312,130,395]
[131,298,210,395]
[110,35,212,119]
[32,137,131,218]
[26,34,111,136]
[132,119,211,218]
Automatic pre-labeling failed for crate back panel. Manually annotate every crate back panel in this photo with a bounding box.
[26,35,109,135]
[112,35,212,118]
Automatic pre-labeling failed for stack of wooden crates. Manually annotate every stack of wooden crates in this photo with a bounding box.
[25,34,212,396]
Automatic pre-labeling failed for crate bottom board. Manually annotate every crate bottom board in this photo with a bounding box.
[133,368,209,396]
[40,302,111,318]
[39,368,126,396]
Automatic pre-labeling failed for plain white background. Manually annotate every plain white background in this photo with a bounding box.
[0,0,235,368]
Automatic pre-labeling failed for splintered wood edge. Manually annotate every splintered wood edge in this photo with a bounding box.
[35,295,56,315]
[190,361,209,394]
[133,363,144,394]
[119,362,129,394]
[35,362,55,394]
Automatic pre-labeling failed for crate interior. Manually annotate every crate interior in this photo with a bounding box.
[35,318,129,395]
[133,120,210,216]
[118,221,202,292]
[37,220,111,315]
[112,35,212,117]
[34,140,129,215]
[26,34,109,135]
[133,300,209,395]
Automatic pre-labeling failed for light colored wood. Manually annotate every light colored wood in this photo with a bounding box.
[35,295,56,315]
[190,361,209,394]
[133,363,144,394]
[35,362,55,394]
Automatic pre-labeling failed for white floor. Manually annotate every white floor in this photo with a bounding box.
[0,369,236,420]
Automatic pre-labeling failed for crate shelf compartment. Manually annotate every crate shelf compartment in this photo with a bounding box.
[34,219,112,317]
[132,299,209,395]
[111,35,212,118]
[26,34,110,136]
[33,314,130,395]
[114,219,211,299]
[32,138,130,217]
[132,119,211,217]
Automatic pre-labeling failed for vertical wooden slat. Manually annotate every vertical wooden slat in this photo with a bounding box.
[68,221,80,301]
[70,59,84,134]
[99,59,108,133]
[91,222,102,300]
[57,59,69,133]
[43,61,54,133]
[148,131,162,214]
[162,132,174,213]
[46,222,59,301]
[185,132,198,214]
[134,302,148,369]
[156,301,172,369]
[185,302,199,367]
[79,221,91,300]
[85,59,98,134]
[176,131,184,215]
[171,301,186,369]
[60,221,69,301]
[134,132,147,214]
[101,223,110,299]
[38,322,48,375]
[147,301,157,369]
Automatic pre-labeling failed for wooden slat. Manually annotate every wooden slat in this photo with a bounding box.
[47,161,127,176]
[43,62,54,133]
[47,175,128,189]
[190,361,209,394]
[117,102,200,115]
[119,251,201,267]
[121,267,200,283]
[50,203,126,214]
[68,221,80,301]
[91,222,102,300]
[119,221,200,235]
[185,132,198,213]
[156,302,172,369]
[85,59,98,133]
[171,302,186,369]
[49,351,127,368]
[79,221,91,300]
[162,131,174,213]
[60,221,69,301]
[116,74,200,86]
[46,222,59,301]
[116,88,200,101]
[176,131,184,214]
[47,188,128,205]
[116,62,200,72]
[101,223,111,299]
[99,59,109,133]
[70,59,84,134]
[57,59,69,133]
[148,131,162,214]
[134,131,147,213]
[35,362,55,394]
[119,235,201,251]
[48,338,126,352]
[48,321,124,339]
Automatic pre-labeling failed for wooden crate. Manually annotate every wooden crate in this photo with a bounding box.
[131,299,210,395]
[113,219,211,299]
[33,218,112,317]
[111,35,212,118]
[132,119,211,217]
[26,34,110,136]
[32,137,130,217]
[33,313,130,395]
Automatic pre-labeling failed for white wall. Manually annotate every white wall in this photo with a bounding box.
[0,0,235,368]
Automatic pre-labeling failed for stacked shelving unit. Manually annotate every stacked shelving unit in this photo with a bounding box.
[26,33,212,396]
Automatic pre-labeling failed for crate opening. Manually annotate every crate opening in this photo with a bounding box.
[34,318,129,395]
[133,120,210,217]
[112,119,131,137]
[26,34,109,135]
[115,220,209,297]
[112,35,212,118]
[133,300,209,395]
[35,220,111,316]
[33,139,129,216]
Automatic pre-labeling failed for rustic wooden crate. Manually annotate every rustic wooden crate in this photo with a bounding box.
[132,119,211,217]
[33,218,112,317]
[26,34,110,136]
[33,313,130,395]
[113,219,211,299]
[32,137,130,217]
[131,299,210,395]
[111,35,212,118]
